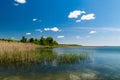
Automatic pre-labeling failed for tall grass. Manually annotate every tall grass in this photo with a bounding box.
[0,41,88,67]
[0,41,40,66]
[0,41,40,53]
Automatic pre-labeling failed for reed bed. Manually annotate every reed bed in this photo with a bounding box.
[0,41,40,53]
[58,53,88,64]
[0,41,40,66]
[0,41,88,67]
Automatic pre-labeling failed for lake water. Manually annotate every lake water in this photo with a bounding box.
[0,46,120,80]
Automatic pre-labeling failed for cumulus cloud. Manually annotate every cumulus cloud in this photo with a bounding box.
[68,10,96,22]
[26,32,31,35]
[44,27,61,32]
[14,0,26,4]
[35,29,42,32]
[89,31,96,34]
[68,10,85,18]
[57,36,64,39]
[81,13,95,20]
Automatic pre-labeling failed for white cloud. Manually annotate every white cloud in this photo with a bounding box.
[14,0,26,4]
[68,10,86,18]
[33,18,37,22]
[44,27,61,32]
[76,36,81,39]
[76,19,81,23]
[89,31,96,34]
[35,29,42,32]
[32,18,42,22]
[57,36,64,39]
[26,32,31,35]
[81,13,95,20]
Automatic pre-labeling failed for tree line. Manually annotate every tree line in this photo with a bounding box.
[0,36,59,46]
[20,36,58,46]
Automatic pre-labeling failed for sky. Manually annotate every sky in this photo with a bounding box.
[0,0,120,46]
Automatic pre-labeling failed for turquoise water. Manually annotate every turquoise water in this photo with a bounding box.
[1,46,120,80]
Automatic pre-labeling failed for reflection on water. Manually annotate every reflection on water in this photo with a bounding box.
[1,47,120,80]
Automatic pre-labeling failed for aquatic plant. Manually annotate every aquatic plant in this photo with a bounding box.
[58,53,79,64]
[0,41,88,68]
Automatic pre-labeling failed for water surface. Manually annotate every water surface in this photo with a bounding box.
[1,46,120,80]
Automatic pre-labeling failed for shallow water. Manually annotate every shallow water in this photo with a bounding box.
[1,46,120,80]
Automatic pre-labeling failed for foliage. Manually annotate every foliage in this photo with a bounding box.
[29,38,34,43]
[39,36,47,45]
[0,36,58,46]
[20,36,58,46]
[20,36,27,43]
[0,38,18,42]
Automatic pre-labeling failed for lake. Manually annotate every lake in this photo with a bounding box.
[0,46,120,80]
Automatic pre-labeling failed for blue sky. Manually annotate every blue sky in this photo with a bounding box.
[0,0,120,46]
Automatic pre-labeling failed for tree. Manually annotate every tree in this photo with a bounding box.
[20,36,27,43]
[39,36,59,46]
[29,38,34,43]
[39,36,46,45]
[20,36,59,46]
[53,41,58,45]
[34,38,39,44]
[46,37,54,46]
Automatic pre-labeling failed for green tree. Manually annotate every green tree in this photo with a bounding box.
[20,36,27,43]
[46,37,54,46]
[34,38,39,44]
[29,38,34,43]
[53,41,58,45]
[40,36,46,45]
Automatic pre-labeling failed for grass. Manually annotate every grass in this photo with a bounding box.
[0,41,40,53]
[0,41,40,65]
[0,41,88,67]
